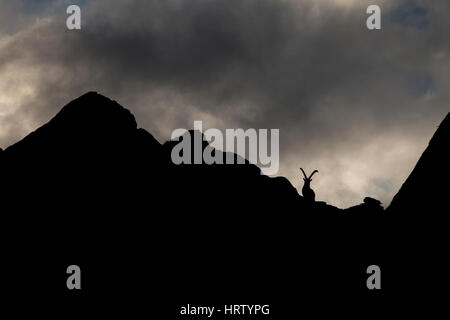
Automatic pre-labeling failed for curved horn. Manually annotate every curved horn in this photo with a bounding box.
[300,168,308,179]
[309,170,319,179]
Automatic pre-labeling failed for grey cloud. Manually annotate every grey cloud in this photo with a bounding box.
[0,0,448,207]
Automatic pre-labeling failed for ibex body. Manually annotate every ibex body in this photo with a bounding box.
[300,168,318,203]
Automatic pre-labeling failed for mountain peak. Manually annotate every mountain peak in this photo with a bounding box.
[49,91,137,131]
[3,92,139,155]
[388,112,450,213]
[428,112,450,147]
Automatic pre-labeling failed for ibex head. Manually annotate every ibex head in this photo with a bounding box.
[300,168,319,184]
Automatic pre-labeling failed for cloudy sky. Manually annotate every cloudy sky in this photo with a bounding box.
[0,0,448,207]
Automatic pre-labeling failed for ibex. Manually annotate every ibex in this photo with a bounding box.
[300,168,319,203]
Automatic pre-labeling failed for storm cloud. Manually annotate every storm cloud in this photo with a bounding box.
[0,0,449,207]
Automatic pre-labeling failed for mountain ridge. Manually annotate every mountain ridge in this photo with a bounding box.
[2,92,448,215]
[1,91,447,311]
[0,92,384,212]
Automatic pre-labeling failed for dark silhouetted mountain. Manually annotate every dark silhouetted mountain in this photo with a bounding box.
[388,112,450,214]
[0,92,382,220]
[385,112,450,305]
[1,92,443,316]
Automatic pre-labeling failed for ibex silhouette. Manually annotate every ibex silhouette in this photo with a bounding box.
[300,168,319,203]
